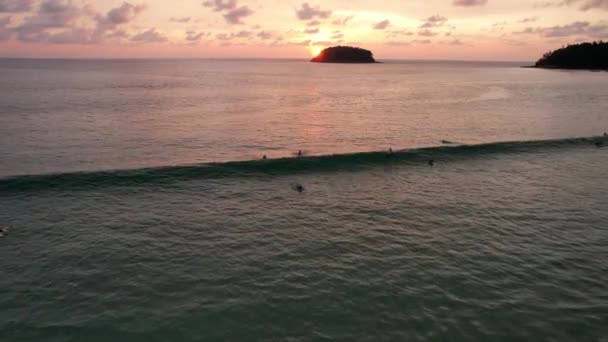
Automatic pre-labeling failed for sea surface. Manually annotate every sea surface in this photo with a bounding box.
[1,59,607,341]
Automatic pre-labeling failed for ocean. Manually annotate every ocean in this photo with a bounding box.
[1,59,607,341]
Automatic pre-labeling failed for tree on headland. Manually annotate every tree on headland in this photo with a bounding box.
[310,46,377,63]
[535,41,608,70]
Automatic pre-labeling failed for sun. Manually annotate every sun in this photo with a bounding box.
[309,46,324,57]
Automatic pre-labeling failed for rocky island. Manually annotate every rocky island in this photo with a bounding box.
[534,41,608,70]
[310,46,377,63]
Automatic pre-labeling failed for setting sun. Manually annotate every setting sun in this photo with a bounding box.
[309,46,324,57]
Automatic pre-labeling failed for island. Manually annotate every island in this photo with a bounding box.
[534,41,608,70]
[310,46,377,63]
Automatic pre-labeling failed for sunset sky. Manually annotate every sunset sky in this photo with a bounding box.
[0,0,607,60]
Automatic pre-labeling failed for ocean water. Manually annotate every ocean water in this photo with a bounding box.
[1,59,608,341]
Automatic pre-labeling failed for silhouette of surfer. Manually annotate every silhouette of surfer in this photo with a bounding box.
[604,132,607,137]
[292,183,305,193]
[428,159,435,167]
[297,150,303,157]
[262,155,267,160]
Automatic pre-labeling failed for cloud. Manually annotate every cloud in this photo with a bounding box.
[420,15,447,28]
[386,29,414,37]
[330,32,343,39]
[203,0,253,24]
[542,21,591,36]
[0,0,35,12]
[519,16,539,23]
[307,20,320,26]
[97,2,146,29]
[131,28,167,42]
[215,30,251,41]
[389,39,432,45]
[215,33,231,40]
[575,0,608,10]
[295,3,331,20]
[304,27,319,34]
[418,29,437,36]
[233,30,251,37]
[539,0,608,10]
[202,0,237,12]
[186,31,205,41]
[312,40,336,46]
[171,17,191,23]
[287,39,311,46]
[14,0,89,42]
[8,1,146,44]
[516,21,608,38]
[45,28,99,44]
[373,19,390,30]
[332,15,353,26]
[257,30,273,39]
[107,29,129,39]
[0,16,12,40]
[386,40,411,46]
[453,0,488,6]
[223,6,253,24]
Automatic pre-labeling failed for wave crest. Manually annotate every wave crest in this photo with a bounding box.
[1,136,605,193]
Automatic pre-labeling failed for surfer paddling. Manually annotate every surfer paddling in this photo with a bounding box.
[292,183,305,193]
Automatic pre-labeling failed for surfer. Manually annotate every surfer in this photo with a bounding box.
[604,132,607,137]
[297,150,303,157]
[295,184,305,193]
[428,159,435,167]
[262,155,267,160]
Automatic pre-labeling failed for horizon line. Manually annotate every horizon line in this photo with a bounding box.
[0,56,533,63]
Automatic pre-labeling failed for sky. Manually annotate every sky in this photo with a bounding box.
[0,0,607,60]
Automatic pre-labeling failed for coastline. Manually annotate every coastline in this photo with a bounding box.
[523,65,608,71]
[310,60,381,64]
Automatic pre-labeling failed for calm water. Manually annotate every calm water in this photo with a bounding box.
[1,59,608,176]
[1,59,608,341]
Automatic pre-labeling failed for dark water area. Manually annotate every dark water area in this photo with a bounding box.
[2,140,608,341]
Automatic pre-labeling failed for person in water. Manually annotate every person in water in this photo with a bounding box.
[297,150,303,157]
[428,159,435,167]
[262,155,267,160]
[296,184,304,193]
